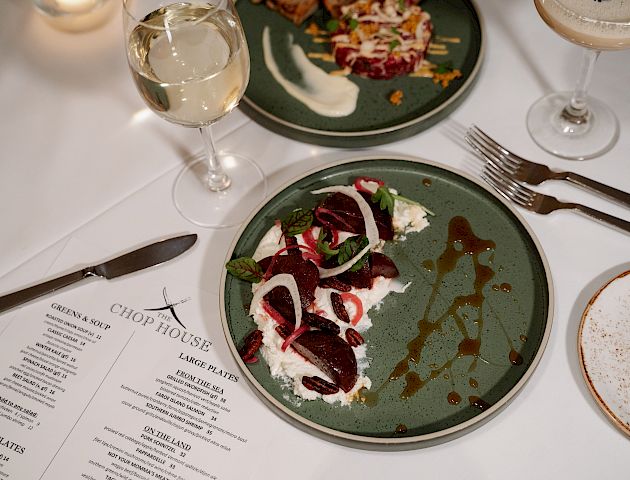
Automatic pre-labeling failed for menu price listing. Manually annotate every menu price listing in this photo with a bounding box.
[0,244,265,480]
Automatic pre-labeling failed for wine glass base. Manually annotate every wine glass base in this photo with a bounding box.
[173,152,267,228]
[527,92,619,160]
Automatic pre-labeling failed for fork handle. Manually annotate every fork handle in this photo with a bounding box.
[563,172,630,209]
[567,203,630,234]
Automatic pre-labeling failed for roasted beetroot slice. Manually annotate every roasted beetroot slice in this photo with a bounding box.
[293,331,358,393]
[261,255,319,323]
[370,252,399,278]
[302,312,341,334]
[258,256,272,272]
[338,261,373,289]
[316,192,393,240]
[284,236,301,255]
[260,255,319,306]
[264,287,297,322]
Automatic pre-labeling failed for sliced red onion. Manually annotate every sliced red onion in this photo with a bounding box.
[281,324,309,352]
[311,185,379,278]
[250,273,303,329]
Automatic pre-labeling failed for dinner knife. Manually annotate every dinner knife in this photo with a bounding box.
[0,233,198,315]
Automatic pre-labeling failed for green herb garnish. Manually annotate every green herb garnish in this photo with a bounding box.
[349,18,359,30]
[226,257,264,283]
[388,39,401,52]
[398,0,406,10]
[391,194,435,216]
[371,186,395,216]
[326,19,340,32]
[316,228,339,259]
[281,208,313,237]
[391,26,400,35]
[319,241,340,259]
[337,235,370,272]
[435,61,455,74]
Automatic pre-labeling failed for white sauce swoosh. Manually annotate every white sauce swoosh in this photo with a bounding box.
[262,26,359,117]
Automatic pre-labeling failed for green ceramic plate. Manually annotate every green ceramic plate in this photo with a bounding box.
[237,0,484,147]
[220,156,553,449]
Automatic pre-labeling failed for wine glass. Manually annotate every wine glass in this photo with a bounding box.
[528,0,630,160]
[123,0,267,228]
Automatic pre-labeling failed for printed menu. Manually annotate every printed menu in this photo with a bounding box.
[0,239,268,480]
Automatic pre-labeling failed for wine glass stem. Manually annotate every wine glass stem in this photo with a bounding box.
[199,125,231,192]
[563,48,600,123]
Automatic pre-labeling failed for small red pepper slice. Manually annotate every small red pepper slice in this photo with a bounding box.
[354,177,384,194]
[340,292,364,326]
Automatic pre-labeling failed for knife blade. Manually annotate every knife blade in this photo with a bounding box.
[0,234,198,315]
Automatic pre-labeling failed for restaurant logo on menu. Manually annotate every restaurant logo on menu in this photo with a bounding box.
[109,287,212,352]
[145,287,189,329]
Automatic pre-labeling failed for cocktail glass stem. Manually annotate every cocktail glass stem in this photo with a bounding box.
[199,126,231,191]
[561,48,600,125]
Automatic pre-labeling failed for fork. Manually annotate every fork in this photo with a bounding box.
[466,125,630,208]
[480,158,630,235]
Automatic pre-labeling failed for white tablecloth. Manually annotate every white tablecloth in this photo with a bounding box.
[2,0,630,478]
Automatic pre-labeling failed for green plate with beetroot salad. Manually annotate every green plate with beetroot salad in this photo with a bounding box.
[237,0,484,147]
[220,156,553,449]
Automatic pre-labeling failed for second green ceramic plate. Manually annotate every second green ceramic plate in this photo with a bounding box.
[237,0,484,147]
[220,156,553,448]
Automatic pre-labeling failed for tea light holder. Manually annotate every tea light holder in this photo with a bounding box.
[33,0,115,32]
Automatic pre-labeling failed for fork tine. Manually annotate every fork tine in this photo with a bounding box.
[469,140,532,206]
[481,172,529,208]
[466,130,537,206]
[470,125,514,158]
[470,125,522,170]
[465,131,519,175]
[483,163,533,206]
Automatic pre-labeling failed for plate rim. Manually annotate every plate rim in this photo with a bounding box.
[240,0,486,140]
[578,269,630,437]
[219,154,554,448]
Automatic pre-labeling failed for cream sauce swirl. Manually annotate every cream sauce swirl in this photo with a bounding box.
[262,26,359,117]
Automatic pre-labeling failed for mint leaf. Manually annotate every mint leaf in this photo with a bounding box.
[226,257,264,283]
[326,19,340,32]
[371,186,395,216]
[316,228,339,260]
[389,39,401,52]
[391,26,400,35]
[349,18,359,30]
[281,208,313,237]
[337,235,370,271]
[398,0,405,11]
[319,241,339,259]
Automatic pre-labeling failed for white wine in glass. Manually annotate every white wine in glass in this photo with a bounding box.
[124,0,267,228]
[528,0,630,160]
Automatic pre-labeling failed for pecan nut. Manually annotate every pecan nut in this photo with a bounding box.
[239,329,263,360]
[303,312,340,334]
[301,376,340,395]
[331,292,350,323]
[318,277,352,292]
[345,328,364,347]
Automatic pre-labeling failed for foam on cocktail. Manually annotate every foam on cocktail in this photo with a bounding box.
[536,0,630,49]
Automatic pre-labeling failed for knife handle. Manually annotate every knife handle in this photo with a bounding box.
[0,268,95,315]
[565,172,630,209]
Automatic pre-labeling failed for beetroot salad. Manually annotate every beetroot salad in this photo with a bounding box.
[329,0,433,79]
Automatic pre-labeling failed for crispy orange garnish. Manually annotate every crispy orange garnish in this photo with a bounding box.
[389,89,404,106]
[432,69,462,88]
